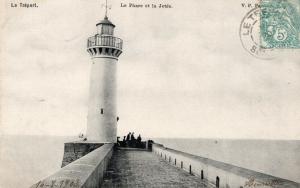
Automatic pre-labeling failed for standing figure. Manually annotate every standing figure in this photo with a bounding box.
[130,132,136,147]
[131,132,135,141]
[137,134,142,148]
[126,132,131,141]
[122,136,126,147]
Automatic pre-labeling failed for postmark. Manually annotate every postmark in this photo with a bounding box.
[240,7,276,59]
[260,0,300,49]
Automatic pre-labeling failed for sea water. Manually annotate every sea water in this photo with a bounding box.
[0,135,299,188]
[0,135,75,188]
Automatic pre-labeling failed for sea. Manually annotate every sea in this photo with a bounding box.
[0,135,299,188]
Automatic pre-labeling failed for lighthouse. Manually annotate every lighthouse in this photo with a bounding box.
[86,7,123,143]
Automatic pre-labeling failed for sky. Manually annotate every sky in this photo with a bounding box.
[1,0,300,139]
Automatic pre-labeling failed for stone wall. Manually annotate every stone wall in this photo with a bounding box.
[61,142,103,167]
[30,143,114,188]
[152,143,300,188]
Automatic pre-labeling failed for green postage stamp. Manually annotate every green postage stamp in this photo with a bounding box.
[260,0,300,48]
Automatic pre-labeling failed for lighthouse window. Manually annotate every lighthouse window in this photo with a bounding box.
[101,25,114,35]
[101,108,104,114]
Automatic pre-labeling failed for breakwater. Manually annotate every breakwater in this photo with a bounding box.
[30,141,300,188]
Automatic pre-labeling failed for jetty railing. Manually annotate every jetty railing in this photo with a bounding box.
[152,143,300,188]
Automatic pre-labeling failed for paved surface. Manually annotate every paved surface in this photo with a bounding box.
[102,149,213,188]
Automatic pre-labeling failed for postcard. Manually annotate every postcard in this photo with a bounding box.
[1,0,299,187]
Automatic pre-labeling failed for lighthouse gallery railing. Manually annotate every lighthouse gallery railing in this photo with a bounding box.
[87,35,123,50]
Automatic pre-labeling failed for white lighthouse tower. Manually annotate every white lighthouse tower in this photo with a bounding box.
[86,5,123,143]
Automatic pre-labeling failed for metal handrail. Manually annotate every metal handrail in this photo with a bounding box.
[87,35,123,50]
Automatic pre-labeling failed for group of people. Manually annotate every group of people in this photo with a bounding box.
[117,132,143,148]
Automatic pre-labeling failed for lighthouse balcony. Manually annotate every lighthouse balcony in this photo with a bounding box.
[87,35,123,50]
[87,35,123,58]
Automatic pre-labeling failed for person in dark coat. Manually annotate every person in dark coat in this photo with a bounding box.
[122,136,126,147]
[126,132,131,141]
[131,132,135,141]
[130,132,136,147]
[137,134,141,142]
[137,134,142,148]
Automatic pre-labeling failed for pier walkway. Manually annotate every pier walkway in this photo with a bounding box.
[102,149,213,188]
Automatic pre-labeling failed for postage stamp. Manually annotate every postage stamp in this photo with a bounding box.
[260,0,300,48]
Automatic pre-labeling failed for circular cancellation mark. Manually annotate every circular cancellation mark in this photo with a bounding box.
[239,7,276,60]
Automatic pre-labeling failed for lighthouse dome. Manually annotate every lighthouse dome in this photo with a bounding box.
[96,16,115,27]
